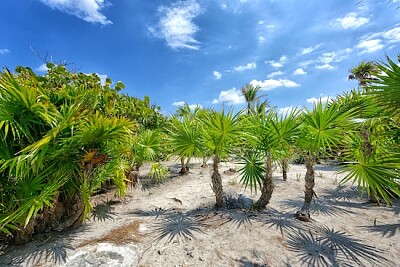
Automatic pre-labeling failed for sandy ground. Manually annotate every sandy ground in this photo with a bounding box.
[0,159,399,267]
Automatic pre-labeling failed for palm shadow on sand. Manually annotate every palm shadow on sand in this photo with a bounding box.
[286,225,390,267]
[0,235,75,266]
[130,207,210,244]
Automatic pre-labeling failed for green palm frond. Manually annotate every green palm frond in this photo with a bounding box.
[299,100,356,155]
[238,151,265,194]
[339,157,400,204]
[148,162,169,182]
[167,117,202,159]
[201,109,242,159]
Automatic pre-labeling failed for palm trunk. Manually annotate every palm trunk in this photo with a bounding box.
[255,157,274,209]
[295,155,315,222]
[211,154,224,208]
[201,157,208,168]
[180,157,188,175]
[282,158,288,181]
[126,164,140,188]
[185,157,190,172]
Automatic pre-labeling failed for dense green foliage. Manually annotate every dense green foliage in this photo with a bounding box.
[0,64,164,242]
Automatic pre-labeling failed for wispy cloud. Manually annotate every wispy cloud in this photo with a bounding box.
[233,62,256,71]
[356,39,384,54]
[267,71,284,78]
[313,48,352,69]
[266,55,287,68]
[0,48,10,54]
[293,68,307,75]
[300,43,323,55]
[213,71,222,80]
[315,64,335,70]
[330,12,369,29]
[306,95,331,104]
[356,26,400,54]
[250,78,300,91]
[212,88,245,105]
[172,101,185,107]
[40,0,112,25]
[150,0,202,50]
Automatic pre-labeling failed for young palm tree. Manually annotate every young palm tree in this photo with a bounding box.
[167,116,203,175]
[239,108,301,209]
[295,100,356,221]
[241,84,264,114]
[201,109,242,207]
[337,56,400,204]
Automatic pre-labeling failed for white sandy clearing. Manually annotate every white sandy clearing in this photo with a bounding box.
[0,159,399,267]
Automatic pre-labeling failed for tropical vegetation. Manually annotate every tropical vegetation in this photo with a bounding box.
[1,54,400,243]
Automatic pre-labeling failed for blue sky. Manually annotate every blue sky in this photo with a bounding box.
[1,0,399,114]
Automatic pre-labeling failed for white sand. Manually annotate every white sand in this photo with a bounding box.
[1,159,399,267]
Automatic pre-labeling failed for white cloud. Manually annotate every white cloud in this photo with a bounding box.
[258,20,264,25]
[331,12,369,29]
[356,39,384,54]
[382,26,400,43]
[267,71,284,78]
[315,64,335,70]
[40,0,111,25]
[150,0,202,50]
[250,78,300,91]
[258,36,265,44]
[266,55,287,68]
[214,88,245,105]
[293,68,307,75]
[299,60,315,67]
[213,71,222,80]
[172,101,185,107]
[307,95,331,104]
[35,64,48,72]
[300,43,323,55]
[0,48,10,54]
[188,104,203,110]
[234,62,256,71]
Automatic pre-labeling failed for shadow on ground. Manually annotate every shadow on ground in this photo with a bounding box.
[286,225,391,267]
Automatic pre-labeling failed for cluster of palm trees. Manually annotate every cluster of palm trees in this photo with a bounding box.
[166,56,400,222]
[1,55,399,243]
[0,64,165,243]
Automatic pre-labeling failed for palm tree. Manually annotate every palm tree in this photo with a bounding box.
[0,65,147,243]
[201,109,242,207]
[295,100,356,222]
[239,108,301,209]
[337,56,400,204]
[167,115,203,175]
[241,84,264,114]
[348,60,379,87]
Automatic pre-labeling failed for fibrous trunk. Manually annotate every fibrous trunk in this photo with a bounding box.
[295,155,315,222]
[211,154,224,208]
[255,157,274,209]
[282,158,288,181]
[180,157,188,175]
[126,165,140,188]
